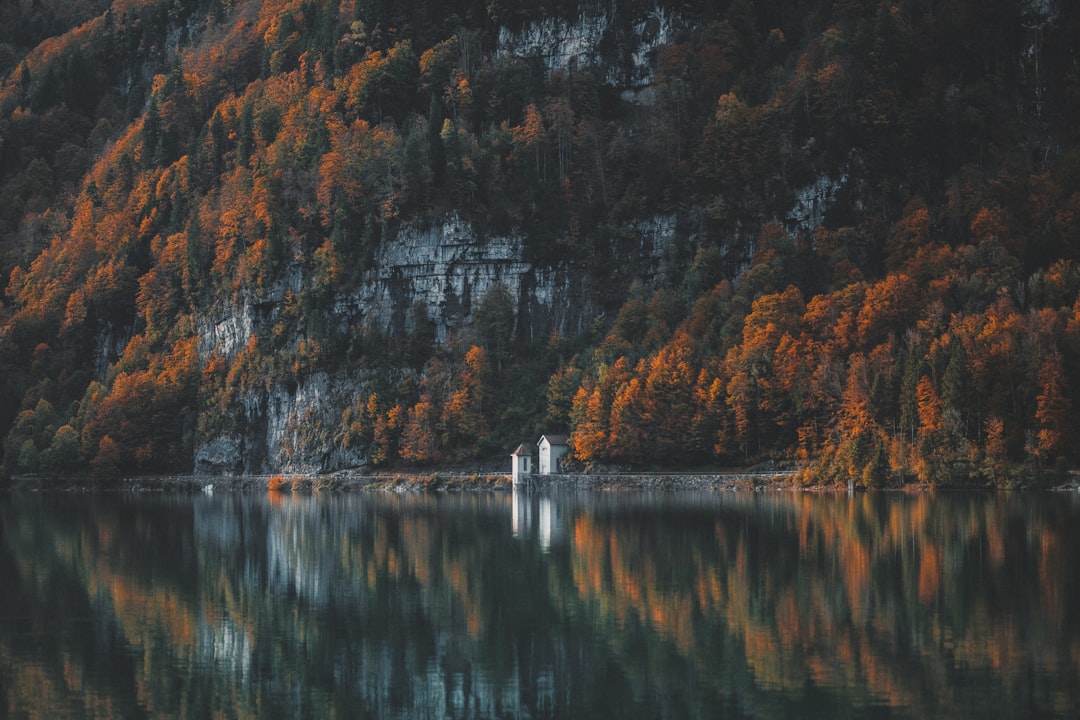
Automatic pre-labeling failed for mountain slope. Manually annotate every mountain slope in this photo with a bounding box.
[1,0,1078,485]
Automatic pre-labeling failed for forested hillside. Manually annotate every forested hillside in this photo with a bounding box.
[1,0,1078,485]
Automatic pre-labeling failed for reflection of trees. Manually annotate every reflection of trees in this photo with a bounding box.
[0,493,570,719]
[193,491,562,718]
[0,496,203,718]
[560,492,1080,718]
[2,492,1080,719]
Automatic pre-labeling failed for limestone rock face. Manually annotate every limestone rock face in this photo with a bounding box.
[496,6,679,88]
[188,4,840,476]
[189,198,743,475]
[787,173,850,234]
[359,216,578,343]
[193,214,622,474]
[194,435,244,476]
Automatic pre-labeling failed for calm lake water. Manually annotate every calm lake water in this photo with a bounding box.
[2,488,1079,719]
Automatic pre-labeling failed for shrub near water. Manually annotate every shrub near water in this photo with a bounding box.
[267,475,290,493]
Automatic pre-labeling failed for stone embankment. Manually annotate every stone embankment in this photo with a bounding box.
[515,472,797,490]
[117,471,797,493]
[11,471,796,493]
[118,472,512,493]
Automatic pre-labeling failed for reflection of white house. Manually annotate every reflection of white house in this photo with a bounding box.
[511,443,532,485]
[537,435,569,475]
[512,488,563,551]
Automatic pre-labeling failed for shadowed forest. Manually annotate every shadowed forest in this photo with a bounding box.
[1,0,1078,485]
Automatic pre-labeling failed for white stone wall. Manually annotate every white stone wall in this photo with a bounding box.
[496,4,679,88]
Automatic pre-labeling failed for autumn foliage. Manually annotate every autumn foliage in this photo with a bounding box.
[0,0,1078,484]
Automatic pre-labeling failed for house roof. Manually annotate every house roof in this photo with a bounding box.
[538,434,568,446]
[511,443,530,456]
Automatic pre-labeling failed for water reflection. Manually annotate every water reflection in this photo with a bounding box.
[2,490,1079,718]
[512,489,564,551]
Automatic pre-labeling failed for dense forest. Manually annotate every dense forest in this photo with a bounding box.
[0,0,1078,486]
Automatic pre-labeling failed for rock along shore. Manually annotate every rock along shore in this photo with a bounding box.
[117,472,513,493]
[8,470,799,493]
[121,471,798,493]
[118,471,796,493]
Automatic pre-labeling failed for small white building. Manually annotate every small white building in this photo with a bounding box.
[511,443,532,485]
[537,434,569,475]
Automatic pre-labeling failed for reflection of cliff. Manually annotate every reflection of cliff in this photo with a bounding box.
[0,493,565,719]
[193,492,558,718]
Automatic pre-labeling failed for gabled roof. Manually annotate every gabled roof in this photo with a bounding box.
[538,434,568,446]
[511,443,531,456]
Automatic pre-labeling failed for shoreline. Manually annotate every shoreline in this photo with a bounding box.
[7,470,1078,493]
[10,470,799,493]
[125,471,802,493]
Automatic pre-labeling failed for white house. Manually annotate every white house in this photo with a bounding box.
[537,434,569,475]
[511,443,532,485]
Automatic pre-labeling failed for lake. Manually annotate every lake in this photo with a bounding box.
[2,488,1079,719]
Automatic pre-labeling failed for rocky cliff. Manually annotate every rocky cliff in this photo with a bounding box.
[195,209,683,473]
[187,0,845,475]
[8,0,1063,483]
